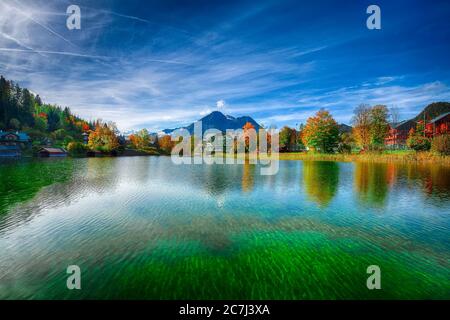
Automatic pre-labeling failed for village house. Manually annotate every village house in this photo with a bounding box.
[384,120,415,148]
[0,131,31,157]
[37,147,68,157]
[425,112,450,138]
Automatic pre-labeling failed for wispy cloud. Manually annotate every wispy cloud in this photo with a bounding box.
[0,0,449,131]
[10,0,75,47]
[0,47,109,59]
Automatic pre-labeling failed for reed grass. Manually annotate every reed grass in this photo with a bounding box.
[275,151,450,165]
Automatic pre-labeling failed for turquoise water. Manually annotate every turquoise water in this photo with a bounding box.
[0,157,449,299]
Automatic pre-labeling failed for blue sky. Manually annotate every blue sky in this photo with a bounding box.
[0,0,449,131]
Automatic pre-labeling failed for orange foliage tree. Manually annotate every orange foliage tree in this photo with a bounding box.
[129,129,150,149]
[158,135,175,154]
[352,104,371,150]
[242,122,256,151]
[302,109,339,153]
[88,122,119,153]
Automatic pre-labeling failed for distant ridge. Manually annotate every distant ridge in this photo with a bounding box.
[163,111,261,134]
[413,102,450,122]
[161,102,450,136]
[338,124,352,134]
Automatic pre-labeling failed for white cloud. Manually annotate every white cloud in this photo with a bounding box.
[216,99,225,109]
[200,108,212,116]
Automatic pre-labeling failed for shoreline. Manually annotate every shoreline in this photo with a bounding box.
[2,151,450,166]
[223,151,450,166]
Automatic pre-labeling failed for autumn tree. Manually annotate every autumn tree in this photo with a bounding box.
[82,123,90,132]
[352,104,371,150]
[129,129,150,149]
[353,104,389,150]
[88,122,120,153]
[242,122,256,152]
[158,135,175,154]
[129,134,138,147]
[302,109,340,153]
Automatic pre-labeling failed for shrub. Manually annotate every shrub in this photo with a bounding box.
[51,129,68,140]
[407,135,431,151]
[431,134,450,155]
[63,136,74,146]
[67,141,88,155]
[337,142,352,154]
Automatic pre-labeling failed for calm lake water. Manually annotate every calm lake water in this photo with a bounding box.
[0,156,449,299]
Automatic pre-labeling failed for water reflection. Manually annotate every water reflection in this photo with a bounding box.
[0,157,449,299]
[0,158,75,215]
[241,161,255,193]
[302,161,339,207]
[404,164,450,196]
[354,162,389,207]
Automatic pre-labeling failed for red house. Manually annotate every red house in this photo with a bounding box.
[425,112,450,138]
[385,120,415,148]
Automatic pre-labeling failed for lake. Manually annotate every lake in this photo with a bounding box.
[0,156,449,299]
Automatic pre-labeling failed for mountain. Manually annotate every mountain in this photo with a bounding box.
[338,124,352,134]
[413,102,450,122]
[163,111,261,135]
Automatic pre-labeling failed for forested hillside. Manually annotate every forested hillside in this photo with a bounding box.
[0,75,92,146]
[414,102,450,121]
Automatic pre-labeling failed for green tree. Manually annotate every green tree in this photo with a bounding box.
[279,126,292,151]
[338,132,354,153]
[279,126,299,152]
[34,116,48,132]
[35,95,42,106]
[370,105,389,147]
[297,124,305,150]
[19,89,35,127]
[0,76,11,126]
[407,122,431,151]
[9,118,21,130]
[137,129,150,148]
[47,108,61,132]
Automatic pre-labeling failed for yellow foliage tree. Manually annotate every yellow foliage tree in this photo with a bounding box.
[88,122,119,153]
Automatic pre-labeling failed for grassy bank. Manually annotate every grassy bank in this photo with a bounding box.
[219,150,450,165]
[275,150,450,165]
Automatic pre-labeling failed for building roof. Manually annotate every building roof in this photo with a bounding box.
[0,145,20,150]
[0,131,30,142]
[390,119,415,130]
[39,147,67,153]
[429,112,450,123]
